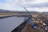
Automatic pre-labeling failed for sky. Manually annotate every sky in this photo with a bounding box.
[0,0,48,12]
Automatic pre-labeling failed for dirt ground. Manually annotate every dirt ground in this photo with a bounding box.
[22,23,47,32]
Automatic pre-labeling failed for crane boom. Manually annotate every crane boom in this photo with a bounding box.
[23,7,32,17]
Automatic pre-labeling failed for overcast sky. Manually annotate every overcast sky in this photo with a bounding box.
[0,0,48,12]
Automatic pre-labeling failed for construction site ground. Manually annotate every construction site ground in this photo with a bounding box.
[22,23,46,32]
[12,13,48,32]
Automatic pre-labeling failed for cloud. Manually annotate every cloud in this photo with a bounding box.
[26,7,48,12]
[0,0,24,10]
[22,3,48,8]
[0,0,48,12]
[20,0,48,5]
